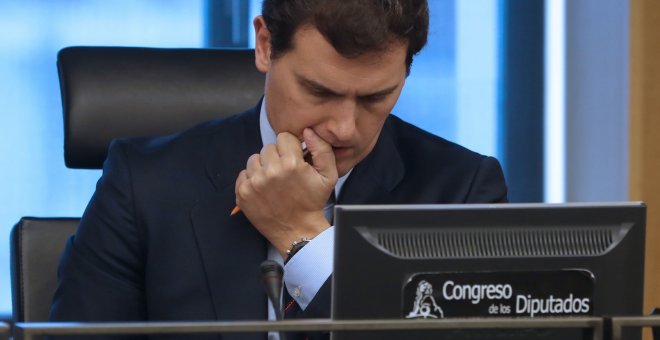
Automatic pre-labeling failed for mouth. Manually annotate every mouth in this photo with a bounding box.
[332,146,351,157]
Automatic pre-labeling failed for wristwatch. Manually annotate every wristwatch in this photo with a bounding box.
[285,237,310,263]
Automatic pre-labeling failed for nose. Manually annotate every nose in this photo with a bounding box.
[327,99,358,143]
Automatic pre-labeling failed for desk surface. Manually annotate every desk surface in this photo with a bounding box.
[13,317,604,340]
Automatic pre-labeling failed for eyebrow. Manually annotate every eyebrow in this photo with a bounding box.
[296,74,400,99]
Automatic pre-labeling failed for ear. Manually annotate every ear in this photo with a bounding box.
[253,16,271,73]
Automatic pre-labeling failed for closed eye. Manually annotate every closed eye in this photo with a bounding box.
[298,77,340,99]
[296,73,399,103]
[309,87,339,99]
[359,93,388,104]
[358,85,399,104]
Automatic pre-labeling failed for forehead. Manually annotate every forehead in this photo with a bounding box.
[279,26,407,92]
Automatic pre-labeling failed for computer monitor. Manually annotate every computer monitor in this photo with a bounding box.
[331,202,646,340]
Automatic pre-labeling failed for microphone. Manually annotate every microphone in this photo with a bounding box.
[261,260,284,320]
[261,260,288,340]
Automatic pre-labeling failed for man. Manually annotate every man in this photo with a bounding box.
[50,0,507,339]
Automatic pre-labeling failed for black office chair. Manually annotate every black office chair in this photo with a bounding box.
[10,46,264,322]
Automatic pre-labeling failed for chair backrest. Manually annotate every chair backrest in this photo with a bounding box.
[10,218,79,322]
[58,46,265,169]
[10,47,264,323]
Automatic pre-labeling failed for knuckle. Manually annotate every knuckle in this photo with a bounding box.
[264,166,281,180]
[235,170,246,186]
[237,181,251,198]
[251,173,267,190]
[247,153,261,166]
[276,132,294,143]
[281,156,298,172]
[261,144,276,156]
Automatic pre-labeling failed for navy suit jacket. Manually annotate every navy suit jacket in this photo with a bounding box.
[49,104,507,339]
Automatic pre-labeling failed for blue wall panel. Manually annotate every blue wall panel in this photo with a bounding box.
[0,0,204,315]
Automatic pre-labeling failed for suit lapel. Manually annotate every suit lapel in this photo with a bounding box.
[190,106,269,327]
[190,191,266,321]
[339,120,405,204]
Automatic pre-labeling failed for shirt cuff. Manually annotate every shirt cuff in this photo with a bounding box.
[283,226,334,310]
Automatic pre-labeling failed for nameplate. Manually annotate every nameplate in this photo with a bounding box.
[402,270,594,319]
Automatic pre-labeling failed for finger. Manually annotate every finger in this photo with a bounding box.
[245,153,262,178]
[236,177,254,205]
[234,169,249,200]
[259,144,279,169]
[246,154,267,190]
[303,128,338,181]
[275,132,304,165]
[235,169,247,193]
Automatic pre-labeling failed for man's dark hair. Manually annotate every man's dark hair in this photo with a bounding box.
[262,0,429,74]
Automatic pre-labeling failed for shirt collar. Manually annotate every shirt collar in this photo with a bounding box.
[259,100,351,197]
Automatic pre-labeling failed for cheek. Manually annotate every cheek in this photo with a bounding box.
[358,109,390,138]
[266,90,317,134]
[272,102,325,136]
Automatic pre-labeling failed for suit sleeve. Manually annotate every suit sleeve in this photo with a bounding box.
[296,278,332,340]
[49,140,147,330]
[465,156,508,203]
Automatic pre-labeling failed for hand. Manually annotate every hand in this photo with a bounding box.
[234,128,338,257]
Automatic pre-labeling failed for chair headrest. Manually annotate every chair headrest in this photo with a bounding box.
[58,46,265,169]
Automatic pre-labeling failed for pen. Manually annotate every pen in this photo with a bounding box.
[231,148,312,216]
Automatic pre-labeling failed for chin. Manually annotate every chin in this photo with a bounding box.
[336,154,366,177]
[335,164,347,178]
[336,162,355,178]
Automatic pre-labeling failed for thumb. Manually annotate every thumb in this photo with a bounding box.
[303,128,338,183]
